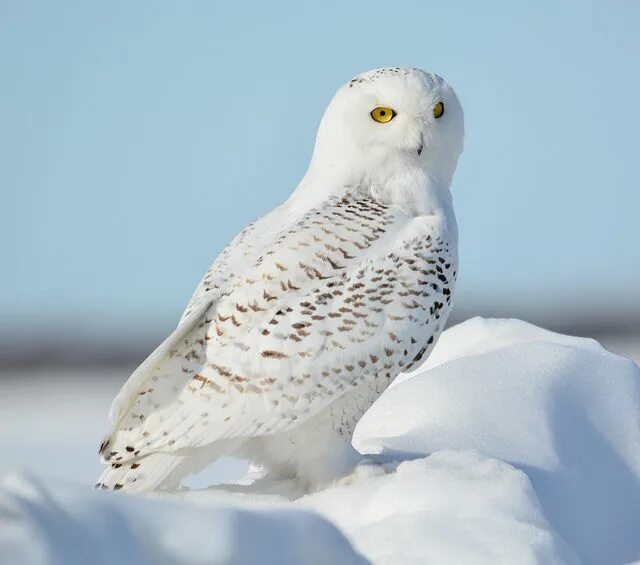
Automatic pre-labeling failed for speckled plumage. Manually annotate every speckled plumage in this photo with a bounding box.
[97,67,464,492]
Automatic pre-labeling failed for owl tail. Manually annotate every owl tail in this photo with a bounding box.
[95,453,191,493]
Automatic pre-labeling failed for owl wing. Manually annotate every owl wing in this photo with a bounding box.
[100,195,456,463]
[178,204,290,324]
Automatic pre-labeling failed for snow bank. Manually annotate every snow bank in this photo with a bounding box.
[0,472,366,565]
[1,318,639,564]
[298,451,579,564]
[356,318,640,564]
[394,316,606,385]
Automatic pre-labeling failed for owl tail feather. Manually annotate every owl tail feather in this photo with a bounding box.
[95,453,190,493]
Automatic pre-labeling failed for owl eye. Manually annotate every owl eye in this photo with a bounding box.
[370,106,396,123]
[433,101,445,119]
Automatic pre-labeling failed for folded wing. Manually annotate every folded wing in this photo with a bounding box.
[100,195,456,464]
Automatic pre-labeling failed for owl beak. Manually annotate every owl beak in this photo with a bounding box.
[416,133,424,156]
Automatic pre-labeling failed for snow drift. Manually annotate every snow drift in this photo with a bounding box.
[1,318,639,564]
[0,472,366,565]
[356,318,640,564]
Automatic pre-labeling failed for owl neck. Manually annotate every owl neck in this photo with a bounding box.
[291,151,455,221]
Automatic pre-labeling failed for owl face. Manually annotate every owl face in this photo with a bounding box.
[312,68,464,186]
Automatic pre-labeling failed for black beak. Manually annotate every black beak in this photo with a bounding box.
[417,133,424,156]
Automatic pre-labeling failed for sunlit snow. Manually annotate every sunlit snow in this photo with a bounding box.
[2,318,639,564]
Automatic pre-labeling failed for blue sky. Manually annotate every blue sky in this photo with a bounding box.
[3,1,639,332]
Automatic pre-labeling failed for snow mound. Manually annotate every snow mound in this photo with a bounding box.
[395,316,605,384]
[356,318,640,565]
[175,449,577,564]
[298,451,579,565]
[1,318,639,564]
[0,472,366,565]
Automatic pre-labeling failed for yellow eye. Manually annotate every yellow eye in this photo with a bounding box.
[433,101,445,119]
[370,106,396,123]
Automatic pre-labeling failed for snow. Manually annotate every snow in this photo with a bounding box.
[0,472,366,565]
[1,317,639,564]
[355,319,640,564]
[297,452,578,564]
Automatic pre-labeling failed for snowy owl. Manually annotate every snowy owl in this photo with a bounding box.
[97,67,464,492]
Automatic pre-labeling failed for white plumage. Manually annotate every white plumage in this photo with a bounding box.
[97,67,464,492]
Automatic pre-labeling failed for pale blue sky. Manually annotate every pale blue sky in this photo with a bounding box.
[3,1,639,332]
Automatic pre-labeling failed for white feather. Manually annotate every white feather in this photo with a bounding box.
[98,67,464,491]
